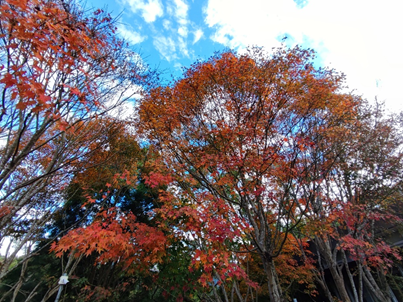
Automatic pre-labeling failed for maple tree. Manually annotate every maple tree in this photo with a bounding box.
[300,102,403,302]
[0,122,169,301]
[0,0,145,284]
[48,145,201,302]
[138,46,362,301]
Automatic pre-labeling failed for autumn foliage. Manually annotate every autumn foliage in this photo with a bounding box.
[1,1,403,301]
[51,207,166,268]
[137,46,364,301]
[0,0,143,284]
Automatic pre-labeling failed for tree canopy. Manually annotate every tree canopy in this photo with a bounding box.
[0,0,144,285]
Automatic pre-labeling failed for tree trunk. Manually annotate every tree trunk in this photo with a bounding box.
[341,248,358,302]
[315,236,352,302]
[327,262,352,302]
[315,274,335,302]
[315,247,335,302]
[263,257,283,302]
[362,266,391,302]
[357,260,363,302]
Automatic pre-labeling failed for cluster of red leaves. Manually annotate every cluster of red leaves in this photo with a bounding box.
[338,203,402,269]
[155,189,254,287]
[51,207,167,272]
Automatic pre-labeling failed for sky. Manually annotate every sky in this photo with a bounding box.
[86,0,402,112]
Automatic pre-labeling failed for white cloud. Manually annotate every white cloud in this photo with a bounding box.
[204,0,403,111]
[173,0,189,38]
[122,0,164,23]
[174,0,189,25]
[205,0,292,49]
[166,1,174,15]
[174,62,183,70]
[163,19,171,30]
[193,29,203,44]
[117,24,146,45]
[178,37,189,57]
[154,36,178,61]
[153,0,190,61]
[178,27,188,37]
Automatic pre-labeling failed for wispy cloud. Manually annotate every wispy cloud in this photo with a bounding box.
[122,0,164,23]
[152,0,191,61]
[172,0,189,40]
[178,37,189,57]
[162,19,171,30]
[204,0,297,49]
[173,0,190,55]
[193,29,203,44]
[154,36,178,61]
[174,0,188,26]
[178,27,188,37]
[117,24,146,45]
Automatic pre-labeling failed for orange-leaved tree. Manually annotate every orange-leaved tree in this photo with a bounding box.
[48,133,169,302]
[138,46,362,301]
[0,0,144,280]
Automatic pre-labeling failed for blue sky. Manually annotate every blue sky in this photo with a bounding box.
[86,0,402,111]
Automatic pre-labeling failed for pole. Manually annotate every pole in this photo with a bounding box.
[54,273,68,302]
[54,285,64,302]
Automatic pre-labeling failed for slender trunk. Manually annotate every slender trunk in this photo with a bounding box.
[214,271,229,302]
[315,274,335,302]
[341,248,358,302]
[376,268,398,302]
[211,282,223,302]
[315,236,352,302]
[397,264,403,277]
[357,260,363,302]
[327,262,352,302]
[10,263,26,302]
[389,275,403,301]
[315,247,335,302]
[41,252,82,302]
[232,281,245,302]
[247,282,254,302]
[25,282,42,302]
[11,247,31,302]
[362,266,390,302]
